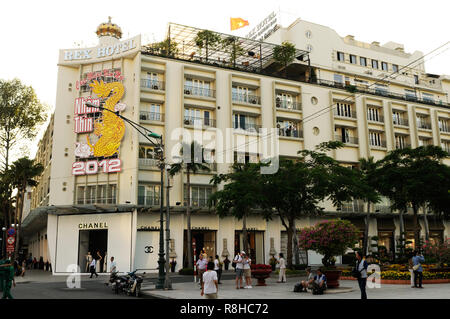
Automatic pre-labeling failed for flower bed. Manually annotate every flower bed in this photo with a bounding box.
[341,270,450,284]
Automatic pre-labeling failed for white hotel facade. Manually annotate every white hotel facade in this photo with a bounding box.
[22,16,450,273]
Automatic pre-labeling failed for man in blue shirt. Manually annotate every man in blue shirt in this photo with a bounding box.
[312,268,327,295]
[412,250,425,288]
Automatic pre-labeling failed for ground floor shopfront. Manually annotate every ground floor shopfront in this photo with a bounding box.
[23,207,450,274]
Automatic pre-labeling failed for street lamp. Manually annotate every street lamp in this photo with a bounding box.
[86,102,166,289]
[1,227,6,258]
[164,164,172,290]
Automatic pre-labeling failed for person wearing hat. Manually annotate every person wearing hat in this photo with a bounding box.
[233,251,245,289]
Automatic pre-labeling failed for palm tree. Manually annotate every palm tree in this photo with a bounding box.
[9,157,43,258]
[169,141,210,269]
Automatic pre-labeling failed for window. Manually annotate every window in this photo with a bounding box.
[360,57,367,67]
[184,108,214,126]
[336,127,353,143]
[405,89,417,101]
[233,114,258,131]
[395,135,407,149]
[144,72,159,88]
[367,107,381,122]
[374,84,389,96]
[138,184,160,205]
[371,60,379,69]
[438,118,449,133]
[418,138,432,147]
[184,185,213,207]
[185,78,212,97]
[76,184,117,204]
[305,30,312,38]
[276,93,295,110]
[350,55,357,64]
[392,111,407,126]
[392,64,399,73]
[334,74,344,86]
[140,103,161,121]
[234,152,259,164]
[441,140,450,153]
[232,86,258,104]
[337,51,345,61]
[422,93,434,103]
[139,145,158,167]
[414,75,419,85]
[369,131,383,147]
[416,115,431,130]
[335,102,353,118]
[381,62,388,71]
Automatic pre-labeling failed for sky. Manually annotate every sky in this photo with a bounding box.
[0,0,449,159]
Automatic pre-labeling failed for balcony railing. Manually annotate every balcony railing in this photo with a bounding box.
[312,78,449,108]
[395,142,411,149]
[76,197,117,205]
[138,196,160,206]
[278,128,303,138]
[439,125,450,133]
[367,114,384,123]
[338,200,365,213]
[335,135,359,145]
[140,111,164,122]
[139,158,159,168]
[334,108,357,119]
[184,85,215,98]
[369,140,387,148]
[183,197,210,207]
[183,116,216,127]
[233,123,262,133]
[232,93,261,105]
[275,99,301,111]
[417,120,432,130]
[140,79,165,91]
[198,162,217,172]
[393,117,409,127]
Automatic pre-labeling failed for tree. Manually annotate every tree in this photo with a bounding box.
[9,157,43,258]
[374,146,450,250]
[194,30,222,60]
[261,141,362,268]
[0,171,14,228]
[356,157,381,255]
[272,41,296,77]
[0,79,47,172]
[169,141,210,268]
[209,162,264,255]
[221,36,245,67]
[152,38,179,57]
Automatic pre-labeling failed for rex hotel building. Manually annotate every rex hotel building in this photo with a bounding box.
[22,16,450,273]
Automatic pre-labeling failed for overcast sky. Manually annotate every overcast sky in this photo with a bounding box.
[0,0,449,159]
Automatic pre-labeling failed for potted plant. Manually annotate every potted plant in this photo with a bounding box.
[194,30,222,61]
[272,41,296,77]
[298,219,360,288]
[250,264,272,286]
[221,36,245,68]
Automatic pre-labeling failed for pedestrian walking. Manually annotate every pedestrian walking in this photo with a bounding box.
[234,251,245,289]
[412,250,425,288]
[355,251,368,299]
[242,253,252,288]
[89,257,98,278]
[201,262,218,299]
[196,254,208,289]
[0,259,15,299]
[214,255,222,284]
[277,253,286,283]
[408,252,415,288]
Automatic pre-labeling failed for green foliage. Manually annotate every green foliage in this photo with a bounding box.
[194,30,222,54]
[221,36,245,65]
[152,38,179,57]
[272,41,296,76]
[0,78,48,170]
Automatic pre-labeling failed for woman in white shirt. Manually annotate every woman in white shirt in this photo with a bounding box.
[201,262,219,299]
[277,253,287,283]
[214,255,222,284]
[242,254,252,288]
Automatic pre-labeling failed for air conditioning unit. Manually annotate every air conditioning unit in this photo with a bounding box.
[184,89,191,95]
[152,85,159,90]
[276,103,281,108]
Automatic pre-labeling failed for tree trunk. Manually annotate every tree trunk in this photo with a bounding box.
[286,217,295,269]
[14,190,25,259]
[242,214,248,255]
[398,209,405,256]
[413,204,419,250]
[363,201,371,256]
[186,170,193,269]
[293,227,300,266]
[423,206,430,242]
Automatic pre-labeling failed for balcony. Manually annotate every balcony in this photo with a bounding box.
[439,125,450,133]
[232,93,261,105]
[276,99,301,111]
[393,117,409,127]
[183,197,210,207]
[233,123,262,133]
[278,127,303,139]
[138,196,160,206]
[369,140,387,148]
[139,158,159,169]
[335,135,358,145]
[141,79,165,91]
[140,111,164,122]
[417,120,432,130]
[183,116,216,127]
[198,162,217,172]
[334,108,357,119]
[395,142,411,150]
[338,200,365,213]
[184,85,215,98]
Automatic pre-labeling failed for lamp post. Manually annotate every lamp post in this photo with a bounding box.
[86,102,166,289]
[1,227,6,258]
[164,164,172,289]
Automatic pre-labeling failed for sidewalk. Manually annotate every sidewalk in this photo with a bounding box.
[141,276,450,299]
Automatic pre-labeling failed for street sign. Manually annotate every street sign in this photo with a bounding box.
[7,236,15,245]
[6,244,14,253]
[7,228,15,236]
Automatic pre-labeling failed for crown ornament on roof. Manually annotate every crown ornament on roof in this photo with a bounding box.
[96,16,122,39]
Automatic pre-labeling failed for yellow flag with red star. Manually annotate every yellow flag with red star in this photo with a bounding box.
[230,18,249,31]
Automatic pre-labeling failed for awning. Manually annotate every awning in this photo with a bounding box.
[377,218,395,230]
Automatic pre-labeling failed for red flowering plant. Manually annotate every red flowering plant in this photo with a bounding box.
[422,238,450,268]
[250,264,272,271]
[298,219,360,268]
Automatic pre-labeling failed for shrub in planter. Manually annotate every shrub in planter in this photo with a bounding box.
[178,268,194,275]
[250,264,272,286]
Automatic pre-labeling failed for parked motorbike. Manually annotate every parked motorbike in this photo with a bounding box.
[109,270,144,297]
